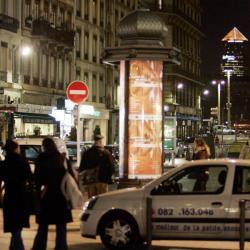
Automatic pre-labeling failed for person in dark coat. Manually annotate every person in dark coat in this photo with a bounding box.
[79,134,115,198]
[0,139,32,250]
[31,137,73,250]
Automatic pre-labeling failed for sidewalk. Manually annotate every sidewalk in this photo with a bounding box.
[1,208,250,249]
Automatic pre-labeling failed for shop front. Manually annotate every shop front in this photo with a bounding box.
[0,104,57,142]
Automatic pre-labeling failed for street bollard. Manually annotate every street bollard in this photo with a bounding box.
[239,200,246,250]
[146,197,152,248]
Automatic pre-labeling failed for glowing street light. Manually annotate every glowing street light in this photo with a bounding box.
[212,79,225,125]
[203,89,210,96]
[177,82,184,89]
[21,46,32,56]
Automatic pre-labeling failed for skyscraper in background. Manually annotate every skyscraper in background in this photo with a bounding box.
[221,27,248,77]
[221,27,250,124]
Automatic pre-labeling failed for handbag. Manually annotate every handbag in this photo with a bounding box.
[79,167,99,185]
[24,181,40,215]
[61,171,83,209]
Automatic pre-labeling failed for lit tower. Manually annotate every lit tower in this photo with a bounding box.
[221,27,248,128]
[221,27,248,77]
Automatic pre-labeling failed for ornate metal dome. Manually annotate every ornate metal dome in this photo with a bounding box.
[118,9,168,46]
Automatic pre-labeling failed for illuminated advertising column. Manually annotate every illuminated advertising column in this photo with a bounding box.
[127,60,163,179]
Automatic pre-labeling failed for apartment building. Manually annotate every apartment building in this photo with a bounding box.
[0,0,75,141]
[143,0,204,139]
[75,0,138,142]
[0,0,138,143]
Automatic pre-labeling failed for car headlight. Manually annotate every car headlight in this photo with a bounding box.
[83,196,98,211]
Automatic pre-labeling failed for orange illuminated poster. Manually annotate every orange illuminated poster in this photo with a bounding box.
[128,60,163,178]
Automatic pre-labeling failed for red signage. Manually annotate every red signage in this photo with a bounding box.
[66,80,89,104]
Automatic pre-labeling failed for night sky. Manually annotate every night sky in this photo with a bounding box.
[201,0,250,80]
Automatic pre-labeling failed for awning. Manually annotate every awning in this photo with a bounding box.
[15,112,56,124]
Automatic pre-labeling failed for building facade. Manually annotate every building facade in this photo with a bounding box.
[142,0,204,139]
[0,0,75,142]
[75,0,138,143]
[0,0,138,144]
[0,0,202,144]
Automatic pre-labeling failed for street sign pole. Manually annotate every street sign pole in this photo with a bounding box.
[77,105,81,167]
[66,80,89,168]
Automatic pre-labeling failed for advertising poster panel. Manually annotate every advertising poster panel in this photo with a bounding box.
[128,60,163,178]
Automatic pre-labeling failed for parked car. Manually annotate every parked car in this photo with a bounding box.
[15,136,68,171]
[80,159,250,249]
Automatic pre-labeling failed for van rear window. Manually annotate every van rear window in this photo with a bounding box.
[20,145,41,161]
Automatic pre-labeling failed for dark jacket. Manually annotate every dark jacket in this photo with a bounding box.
[0,152,32,232]
[79,145,115,183]
[34,151,73,225]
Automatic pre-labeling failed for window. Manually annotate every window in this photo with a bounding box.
[58,57,63,87]
[92,0,97,24]
[76,0,81,17]
[44,1,49,20]
[76,29,81,58]
[99,75,105,103]
[50,56,56,86]
[41,53,48,85]
[1,0,8,14]
[93,35,97,62]
[100,1,104,26]
[84,72,88,84]
[84,32,89,60]
[84,0,89,20]
[233,166,250,194]
[59,8,65,25]
[51,6,56,27]
[64,60,69,86]
[92,74,97,102]
[20,145,41,161]
[24,0,31,19]
[34,0,40,19]
[0,43,7,81]
[13,0,18,18]
[76,68,81,80]
[32,51,39,79]
[151,165,228,195]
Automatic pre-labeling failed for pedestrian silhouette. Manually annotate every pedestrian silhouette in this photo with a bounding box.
[79,134,115,198]
[0,139,32,250]
[193,137,210,159]
[31,137,73,250]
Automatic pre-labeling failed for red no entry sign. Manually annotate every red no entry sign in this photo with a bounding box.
[66,80,89,104]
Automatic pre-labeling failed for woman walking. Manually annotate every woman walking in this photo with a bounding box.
[31,137,72,250]
[0,139,32,250]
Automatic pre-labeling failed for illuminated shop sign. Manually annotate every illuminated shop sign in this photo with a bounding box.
[128,60,163,178]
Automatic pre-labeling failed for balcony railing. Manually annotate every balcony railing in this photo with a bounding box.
[0,13,19,33]
[32,19,75,47]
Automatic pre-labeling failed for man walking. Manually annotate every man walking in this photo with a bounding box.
[79,135,115,198]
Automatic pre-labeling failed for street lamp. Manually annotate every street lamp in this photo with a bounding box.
[224,69,233,128]
[212,79,225,125]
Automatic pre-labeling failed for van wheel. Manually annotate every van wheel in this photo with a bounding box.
[100,213,139,250]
